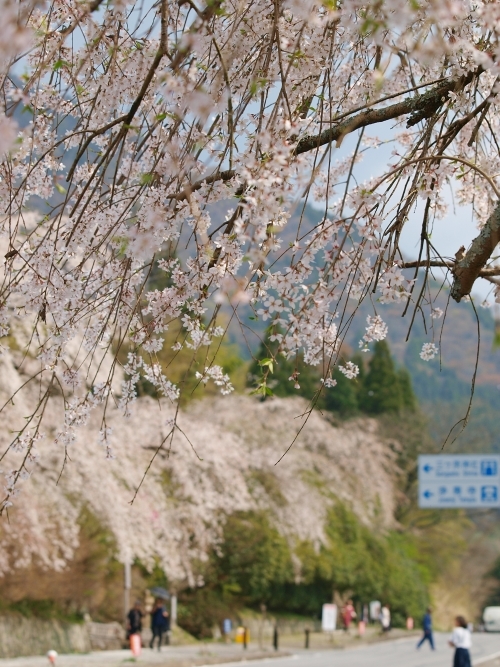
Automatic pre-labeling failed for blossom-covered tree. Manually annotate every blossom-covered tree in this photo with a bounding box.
[0,0,499,508]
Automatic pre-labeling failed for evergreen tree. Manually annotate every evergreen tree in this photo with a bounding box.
[322,366,359,416]
[358,340,403,414]
[215,511,294,605]
[398,368,417,411]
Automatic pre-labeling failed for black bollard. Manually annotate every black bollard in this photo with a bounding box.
[305,628,310,649]
[243,627,248,649]
[273,626,279,651]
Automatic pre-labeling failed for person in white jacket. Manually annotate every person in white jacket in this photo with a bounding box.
[380,604,391,633]
[448,616,471,667]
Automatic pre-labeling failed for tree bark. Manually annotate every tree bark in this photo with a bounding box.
[451,202,500,302]
[294,69,480,155]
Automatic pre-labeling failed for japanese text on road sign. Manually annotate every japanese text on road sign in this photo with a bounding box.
[418,455,500,508]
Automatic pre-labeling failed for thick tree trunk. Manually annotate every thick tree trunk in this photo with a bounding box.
[451,202,500,302]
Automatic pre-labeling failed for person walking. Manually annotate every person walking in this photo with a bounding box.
[150,598,170,651]
[449,615,472,667]
[417,607,435,650]
[342,599,357,632]
[127,600,144,637]
[127,600,144,657]
[380,604,391,633]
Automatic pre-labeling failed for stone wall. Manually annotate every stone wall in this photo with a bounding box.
[0,616,198,658]
[86,621,124,651]
[0,615,91,659]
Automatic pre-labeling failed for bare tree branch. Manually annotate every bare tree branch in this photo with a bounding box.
[401,259,500,277]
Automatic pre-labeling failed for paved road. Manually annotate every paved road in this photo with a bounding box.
[219,633,500,667]
[0,633,499,667]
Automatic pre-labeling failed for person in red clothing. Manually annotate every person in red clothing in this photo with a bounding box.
[342,600,357,632]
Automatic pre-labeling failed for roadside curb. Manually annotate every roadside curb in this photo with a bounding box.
[198,652,292,665]
[126,651,292,667]
[476,650,500,665]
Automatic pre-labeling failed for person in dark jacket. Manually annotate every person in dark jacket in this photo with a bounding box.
[150,599,170,651]
[127,601,144,639]
[417,607,435,650]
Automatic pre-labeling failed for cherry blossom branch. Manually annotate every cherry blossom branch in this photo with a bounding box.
[167,69,482,205]
[167,169,236,202]
[294,69,481,154]
[2,0,500,520]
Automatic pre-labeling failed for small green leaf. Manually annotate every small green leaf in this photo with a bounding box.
[53,59,65,71]
[249,383,274,397]
[140,173,154,185]
[259,358,274,373]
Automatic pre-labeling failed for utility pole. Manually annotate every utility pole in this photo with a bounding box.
[171,593,177,626]
[259,603,266,650]
[124,560,131,623]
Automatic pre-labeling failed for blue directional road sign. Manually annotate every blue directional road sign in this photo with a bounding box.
[418,455,500,508]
